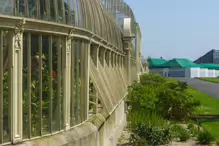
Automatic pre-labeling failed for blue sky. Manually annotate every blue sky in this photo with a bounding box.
[125,0,219,61]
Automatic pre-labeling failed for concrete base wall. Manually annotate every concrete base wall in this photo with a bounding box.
[16,101,126,146]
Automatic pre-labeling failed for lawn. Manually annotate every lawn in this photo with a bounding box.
[165,77,219,139]
[187,87,219,116]
[187,87,219,139]
[199,78,219,83]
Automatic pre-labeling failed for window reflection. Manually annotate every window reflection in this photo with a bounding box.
[16,0,25,16]
[50,0,55,21]
[28,0,37,18]
[57,0,63,23]
[64,0,69,24]
[40,0,47,20]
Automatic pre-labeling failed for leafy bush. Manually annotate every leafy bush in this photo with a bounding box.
[127,82,158,113]
[156,81,200,120]
[170,124,190,141]
[129,74,200,121]
[127,73,201,145]
[197,129,214,144]
[140,73,165,87]
[129,112,172,145]
[187,123,198,137]
[216,137,219,146]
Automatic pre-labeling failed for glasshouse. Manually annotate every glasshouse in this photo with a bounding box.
[149,58,219,78]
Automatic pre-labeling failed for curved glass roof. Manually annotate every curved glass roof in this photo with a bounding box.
[0,0,141,51]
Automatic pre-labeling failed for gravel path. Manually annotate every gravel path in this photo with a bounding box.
[176,78,219,99]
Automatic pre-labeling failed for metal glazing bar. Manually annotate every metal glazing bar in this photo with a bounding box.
[96,1,105,39]
[46,0,51,19]
[48,35,53,133]
[57,37,61,130]
[88,0,96,34]
[83,0,91,31]
[75,41,79,124]
[80,0,86,29]
[38,34,43,136]
[54,0,58,22]
[36,0,40,18]
[0,30,3,144]
[27,33,32,138]
[79,41,84,122]
[92,1,101,37]
[70,40,75,126]
[25,0,29,17]
[84,42,89,120]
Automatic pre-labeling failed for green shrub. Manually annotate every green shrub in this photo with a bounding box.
[140,73,165,87]
[187,123,198,136]
[127,82,158,113]
[170,124,190,141]
[156,81,200,120]
[216,137,219,146]
[129,112,172,145]
[197,129,214,144]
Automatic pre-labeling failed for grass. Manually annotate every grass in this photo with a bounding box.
[199,119,219,139]
[199,78,219,83]
[187,87,219,116]
[187,87,219,139]
[165,77,219,139]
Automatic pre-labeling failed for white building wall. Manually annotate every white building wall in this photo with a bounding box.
[215,70,219,77]
[185,68,200,78]
[208,69,216,77]
[199,68,208,78]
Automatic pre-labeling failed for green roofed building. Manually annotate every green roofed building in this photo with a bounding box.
[160,58,202,68]
[148,58,167,68]
[200,64,219,70]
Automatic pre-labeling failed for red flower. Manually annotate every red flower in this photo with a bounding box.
[52,71,57,77]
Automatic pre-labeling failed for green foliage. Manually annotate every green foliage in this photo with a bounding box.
[127,82,158,113]
[128,73,200,121]
[156,82,200,120]
[170,124,190,142]
[130,112,172,146]
[127,73,201,145]
[197,129,214,145]
[215,137,219,146]
[187,123,198,137]
[140,73,165,87]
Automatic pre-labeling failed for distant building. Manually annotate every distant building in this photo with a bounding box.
[194,49,219,64]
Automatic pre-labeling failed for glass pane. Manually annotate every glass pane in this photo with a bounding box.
[57,0,63,23]
[3,32,10,142]
[0,0,13,15]
[30,34,41,137]
[40,0,48,20]
[50,0,55,21]
[52,37,63,132]
[70,0,75,24]
[74,41,79,124]
[64,0,69,24]
[28,0,37,18]
[16,0,25,16]
[42,35,50,134]
[23,33,29,139]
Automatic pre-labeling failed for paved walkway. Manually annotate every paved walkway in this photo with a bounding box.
[176,78,219,100]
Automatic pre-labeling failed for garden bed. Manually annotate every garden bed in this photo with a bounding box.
[120,74,219,146]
